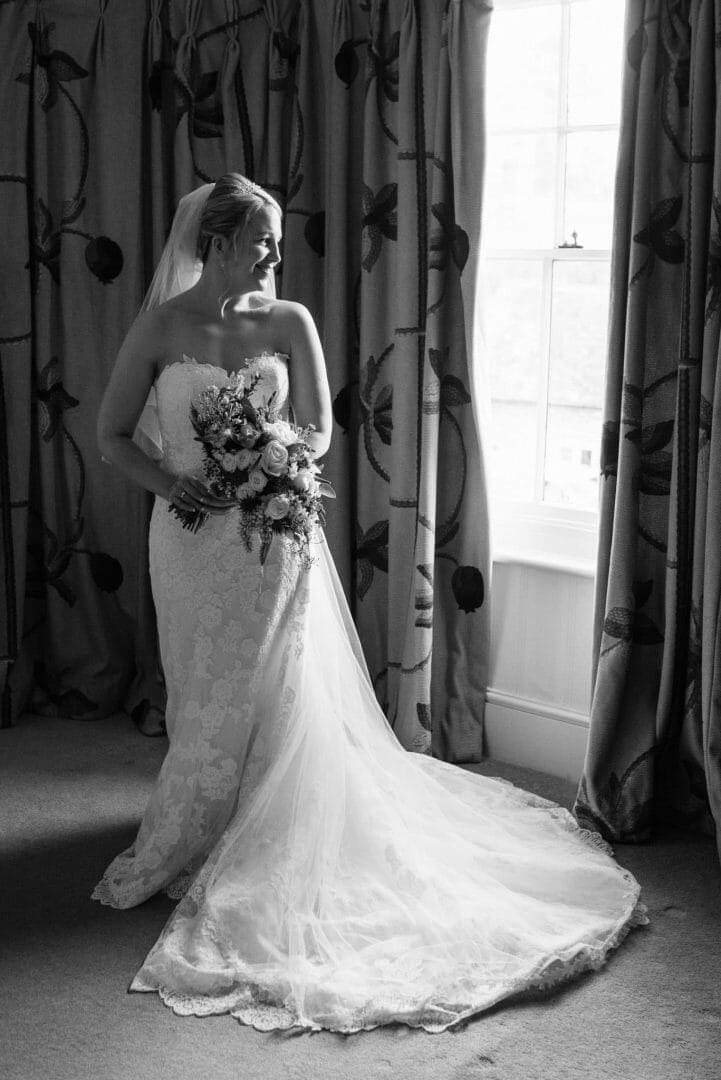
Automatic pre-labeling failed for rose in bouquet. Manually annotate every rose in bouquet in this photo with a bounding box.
[169,370,335,566]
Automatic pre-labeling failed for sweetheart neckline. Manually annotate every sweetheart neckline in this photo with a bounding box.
[156,351,289,385]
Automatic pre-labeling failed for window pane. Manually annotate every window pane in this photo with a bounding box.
[544,405,601,508]
[483,133,557,249]
[543,261,609,507]
[564,129,618,249]
[490,402,537,502]
[486,5,562,131]
[482,260,545,503]
[481,260,544,401]
[548,260,609,406]
[480,1,623,515]
[568,0,625,127]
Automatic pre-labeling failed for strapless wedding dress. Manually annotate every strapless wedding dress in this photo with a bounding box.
[92,352,646,1033]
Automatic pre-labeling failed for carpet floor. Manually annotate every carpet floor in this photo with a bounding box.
[1,713,719,1080]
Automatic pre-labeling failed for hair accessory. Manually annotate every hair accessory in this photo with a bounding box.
[236,178,264,198]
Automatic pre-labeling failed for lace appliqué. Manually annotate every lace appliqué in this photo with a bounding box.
[92,355,303,911]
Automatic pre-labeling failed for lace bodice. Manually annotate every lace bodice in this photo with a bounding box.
[156,351,290,476]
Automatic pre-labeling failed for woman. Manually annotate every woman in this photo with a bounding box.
[94,174,646,1034]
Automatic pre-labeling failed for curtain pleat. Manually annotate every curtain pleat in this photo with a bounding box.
[576,0,721,862]
[1,0,165,729]
[427,0,492,760]
[0,12,34,725]
[321,0,359,581]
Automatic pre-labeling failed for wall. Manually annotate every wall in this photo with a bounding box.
[485,558,594,783]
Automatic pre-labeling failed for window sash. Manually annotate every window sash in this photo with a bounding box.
[481,0,620,550]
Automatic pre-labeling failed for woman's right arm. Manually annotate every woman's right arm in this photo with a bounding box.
[97,311,175,500]
[98,313,237,516]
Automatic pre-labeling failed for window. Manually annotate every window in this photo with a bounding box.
[480,0,624,567]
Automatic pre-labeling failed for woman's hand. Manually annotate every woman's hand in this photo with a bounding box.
[167,475,237,515]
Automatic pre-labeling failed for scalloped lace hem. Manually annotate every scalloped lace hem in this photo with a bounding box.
[131,899,648,1035]
[91,866,199,909]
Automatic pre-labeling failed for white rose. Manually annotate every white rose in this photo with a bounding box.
[248,469,268,492]
[265,495,291,520]
[236,448,257,471]
[291,469,314,493]
[221,452,238,472]
[260,439,289,476]
[263,420,296,446]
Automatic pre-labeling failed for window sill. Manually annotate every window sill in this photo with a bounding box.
[490,499,598,578]
[492,548,596,577]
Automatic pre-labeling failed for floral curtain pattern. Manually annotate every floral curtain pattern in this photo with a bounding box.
[0,0,491,762]
[575,0,721,861]
[0,3,164,731]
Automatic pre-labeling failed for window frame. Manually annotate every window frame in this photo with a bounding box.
[482,0,622,573]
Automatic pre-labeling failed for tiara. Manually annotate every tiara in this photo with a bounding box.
[239,178,261,194]
[230,176,267,199]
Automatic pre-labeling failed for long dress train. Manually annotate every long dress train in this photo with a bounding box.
[93,352,647,1033]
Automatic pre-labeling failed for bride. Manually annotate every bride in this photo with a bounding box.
[93,173,646,1034]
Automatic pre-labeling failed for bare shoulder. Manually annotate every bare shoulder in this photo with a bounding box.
[113,306,180,390]
[270,298,309,314]
[123,304,173,349]
[267,299,319,349]
[122,301,190,361]
[267,298,313,324]
[157,290,199,317]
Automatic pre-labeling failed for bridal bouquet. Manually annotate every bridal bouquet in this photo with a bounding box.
[170,371,334,566]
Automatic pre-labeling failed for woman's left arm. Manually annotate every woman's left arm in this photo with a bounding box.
[281,301,333,458]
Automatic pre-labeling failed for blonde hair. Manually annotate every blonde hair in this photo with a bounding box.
[197,173,282,263]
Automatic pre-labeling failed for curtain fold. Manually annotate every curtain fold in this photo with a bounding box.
[1,0,165,731]
[0,13,33,726]
[0,0,490,764]
[430,0,492,758]
[576,0,721,861]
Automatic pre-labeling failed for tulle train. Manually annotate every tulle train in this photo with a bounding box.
[126,534,646,1033]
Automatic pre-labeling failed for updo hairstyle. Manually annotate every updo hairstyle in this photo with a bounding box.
[196,173,282,264]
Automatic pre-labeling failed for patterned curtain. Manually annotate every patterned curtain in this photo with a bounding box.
[0,2,165,731]
[575,0,721,862]
[1,0,491,763]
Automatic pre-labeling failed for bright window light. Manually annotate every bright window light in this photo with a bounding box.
[481,0,624,519]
